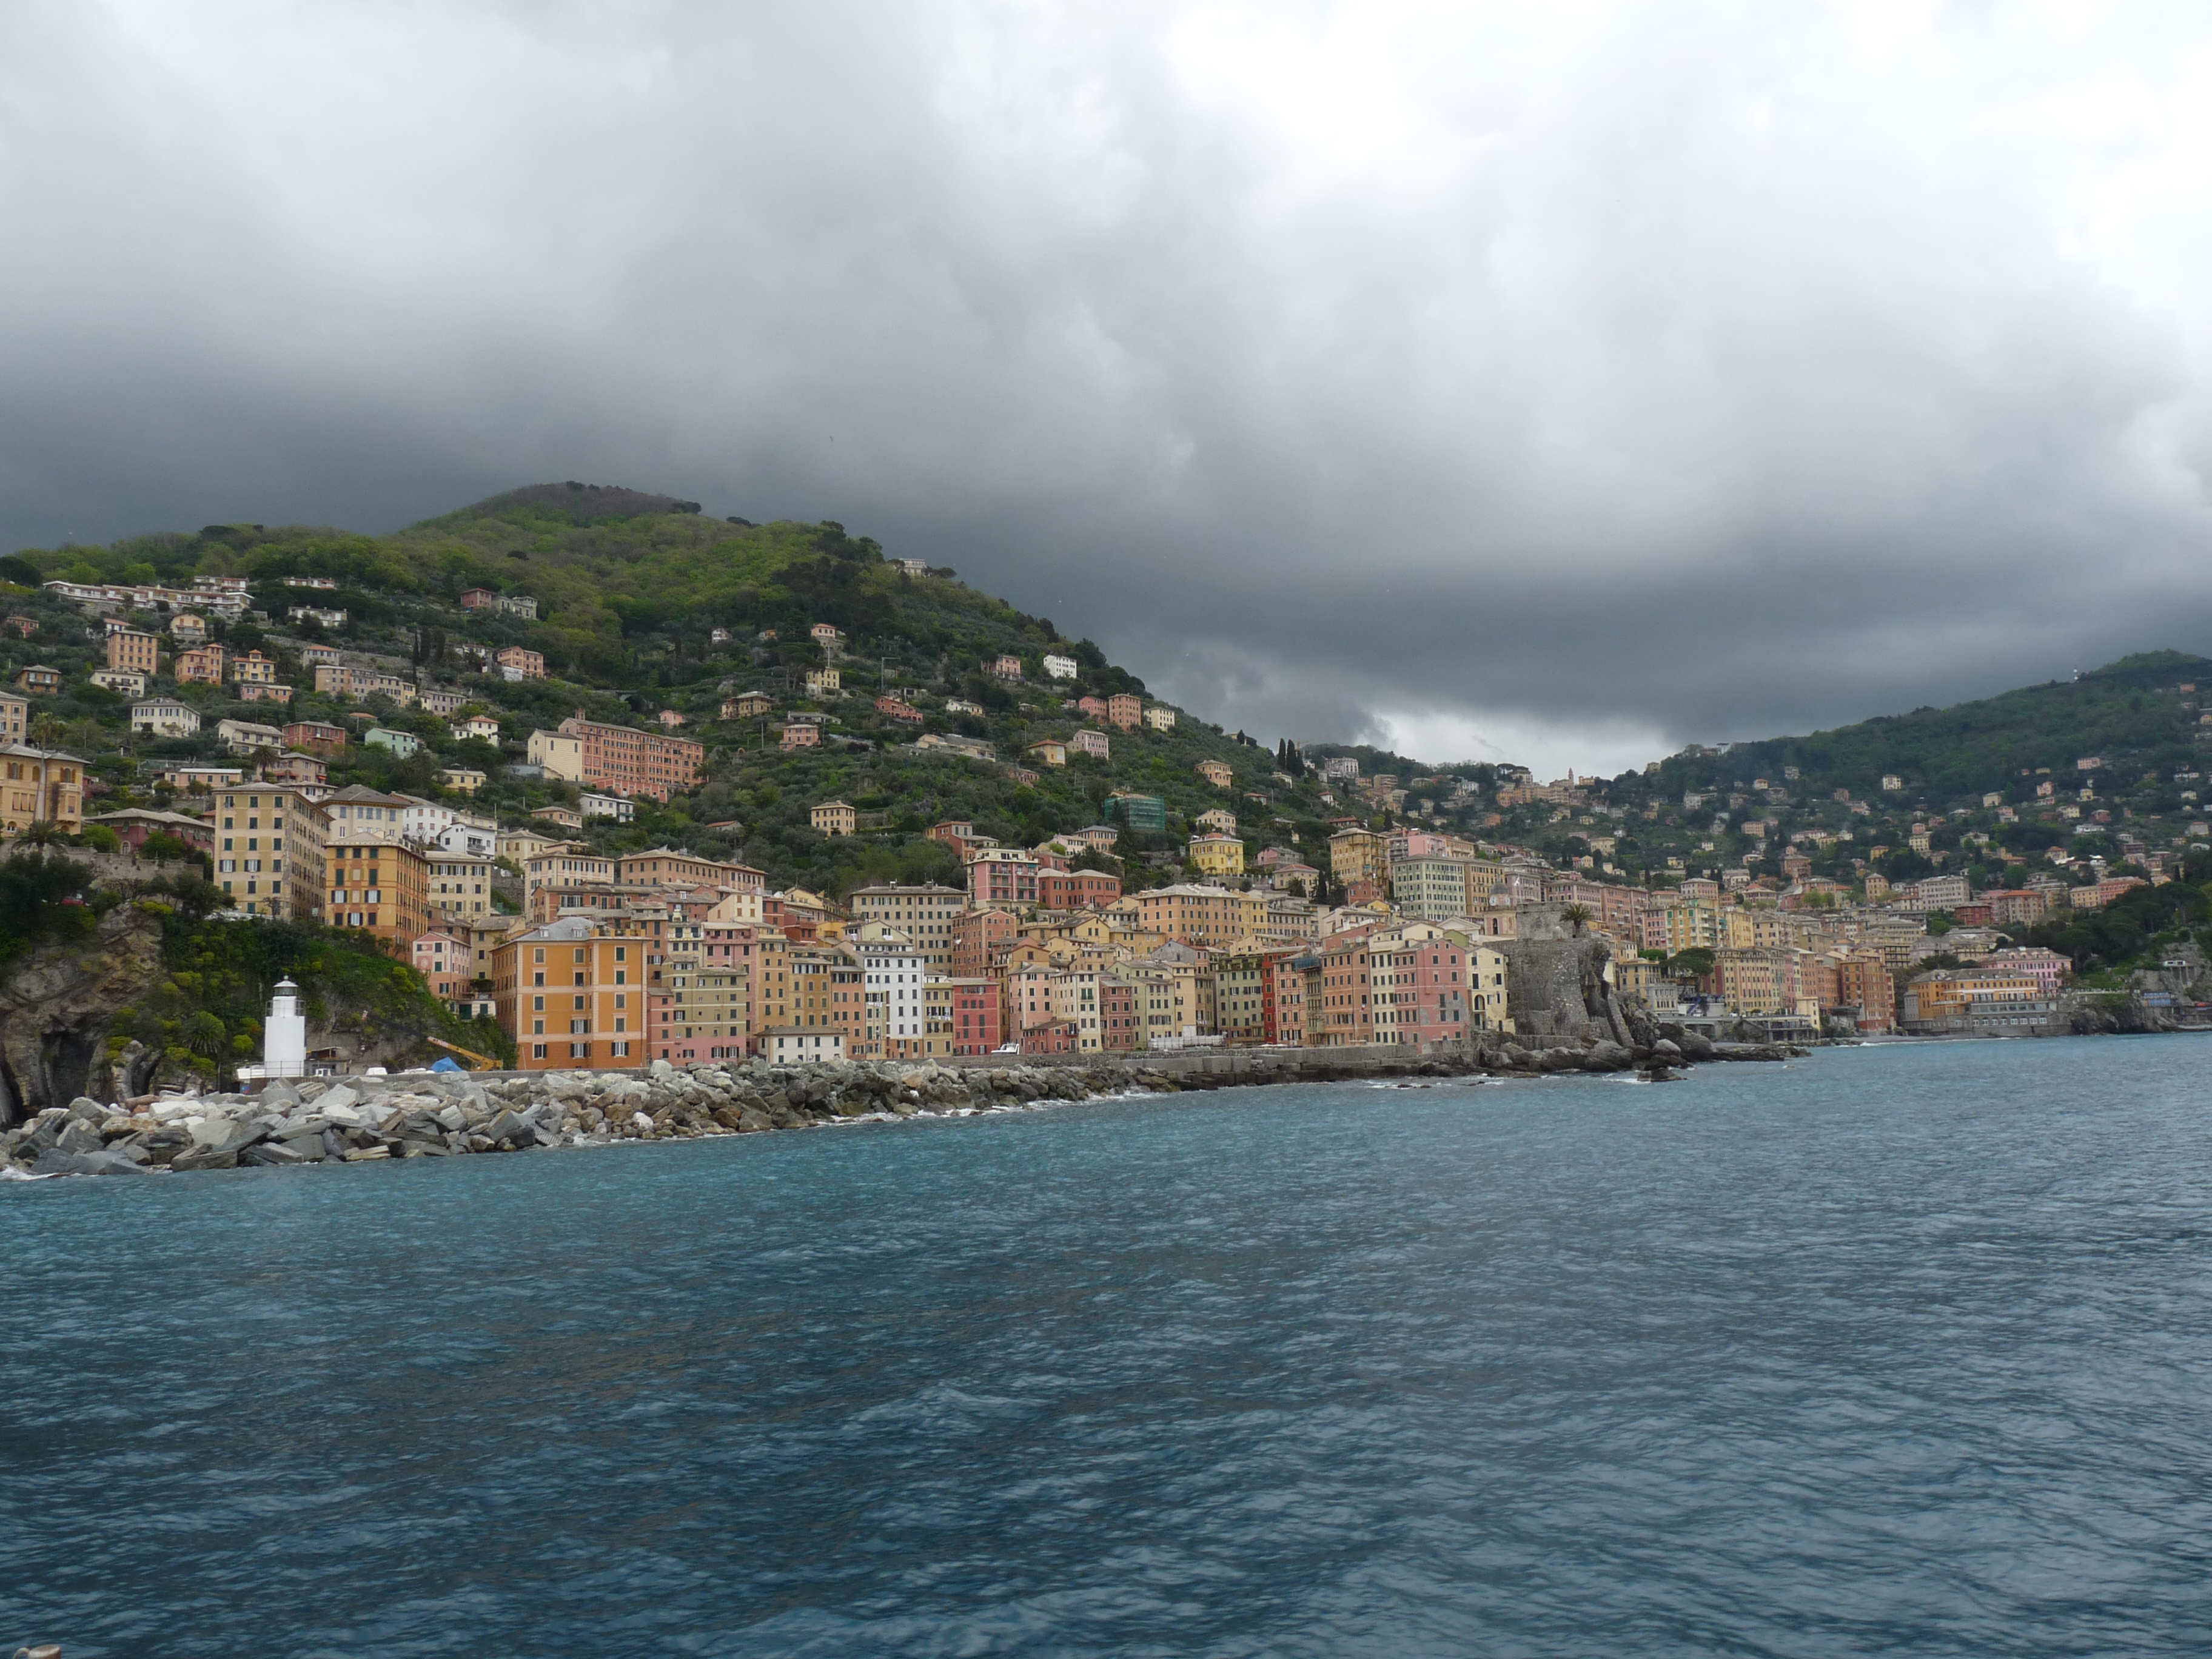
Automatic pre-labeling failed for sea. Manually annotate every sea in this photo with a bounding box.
[6,1036,2212,1657]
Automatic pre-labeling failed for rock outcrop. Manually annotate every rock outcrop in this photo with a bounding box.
[0,903,166,1128]
[1495,935,1657,1049]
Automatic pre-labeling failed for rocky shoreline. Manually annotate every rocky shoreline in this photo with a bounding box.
[2,1028,1798,1181]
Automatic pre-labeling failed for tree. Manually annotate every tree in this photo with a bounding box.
[1560,903,1593,937]
[1669,947,1716,982]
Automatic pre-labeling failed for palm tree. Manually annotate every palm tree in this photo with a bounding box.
[1560,903,1594,937]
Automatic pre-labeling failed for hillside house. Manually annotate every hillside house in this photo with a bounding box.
[132,699,200,738]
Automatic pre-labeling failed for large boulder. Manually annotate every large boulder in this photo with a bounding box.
[32,1147,150,1177]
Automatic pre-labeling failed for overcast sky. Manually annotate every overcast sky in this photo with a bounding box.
[7,2,2212,777]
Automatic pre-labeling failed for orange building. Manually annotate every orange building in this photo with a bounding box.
[176,643,226,685]
[324,837,431,954]
[493,915,654,1070]
[1311,930,1378,1046]
[106,629,159,675]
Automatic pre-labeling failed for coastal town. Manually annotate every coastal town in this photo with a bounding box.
[5,547,2205,1076]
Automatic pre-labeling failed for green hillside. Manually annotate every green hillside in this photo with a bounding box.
[2,484,1356,896]
[1653,652,2212,805]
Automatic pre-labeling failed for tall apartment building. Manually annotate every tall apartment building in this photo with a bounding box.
[848,883,967,971]
[427,853,498,922]
[967,848,1040,908]
[1310,930,1377,1046]
[106,629,159,675]
[493,916,652,1070]
[1392,856,1478,920]
[1136,885,1271,950]
[523,845,617,920]
[209,782,326,919]
[859,931,929,1055]
[0,690,24,745]
[787,943,870,1054]
[321,785,412,845]
[1835,953,1897,1032]
[652,950,751,1064]
[1329,828,1389,901]
[325,838,430,952]
[557,714,704,803]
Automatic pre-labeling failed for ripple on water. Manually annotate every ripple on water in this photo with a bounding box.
[5,1037,2212,1655]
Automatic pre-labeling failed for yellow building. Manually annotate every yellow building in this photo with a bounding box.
[1328,828,1389,896]
[811,800,857,836]
[656,956,751,1062]
[1188,831,1245,877]
[427,853,498,923]
[1137,884,1270,950]
[1654,902,1725,955]
[210,782,327,920]
[1196,759,1233,788]
[0,745,86,841]
[1902,968,2043,1024]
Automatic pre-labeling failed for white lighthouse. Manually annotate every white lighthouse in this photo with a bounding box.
[264,977,307,1079]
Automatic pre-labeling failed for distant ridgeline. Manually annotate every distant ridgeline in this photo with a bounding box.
[1646,652,2212,805]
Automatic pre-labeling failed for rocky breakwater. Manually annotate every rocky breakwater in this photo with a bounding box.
[2,1034,1809,1181]
[2,1056,1170,1178]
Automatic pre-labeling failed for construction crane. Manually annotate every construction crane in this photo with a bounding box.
[427,1036,502,1072]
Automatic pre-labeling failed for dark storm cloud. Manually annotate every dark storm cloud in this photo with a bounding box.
[6,1,2211,776]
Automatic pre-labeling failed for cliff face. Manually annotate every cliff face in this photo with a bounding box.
[0,903,166,1125]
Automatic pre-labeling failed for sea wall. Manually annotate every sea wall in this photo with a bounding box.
[5,1025,1795,1179]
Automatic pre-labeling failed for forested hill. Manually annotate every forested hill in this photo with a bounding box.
[1643,652,2212,806]
[1,484,1385,897]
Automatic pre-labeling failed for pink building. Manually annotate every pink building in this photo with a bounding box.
[967,849,1039,908]
[1980,946,2068,996]
[412,928,473,1004]
[1368,932,1475,1047]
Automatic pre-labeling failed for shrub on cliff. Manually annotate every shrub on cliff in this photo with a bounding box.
[0,850,98,972]
[111,911,514,1085]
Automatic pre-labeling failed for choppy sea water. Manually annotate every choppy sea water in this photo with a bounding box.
[7,1037,2212,1657]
